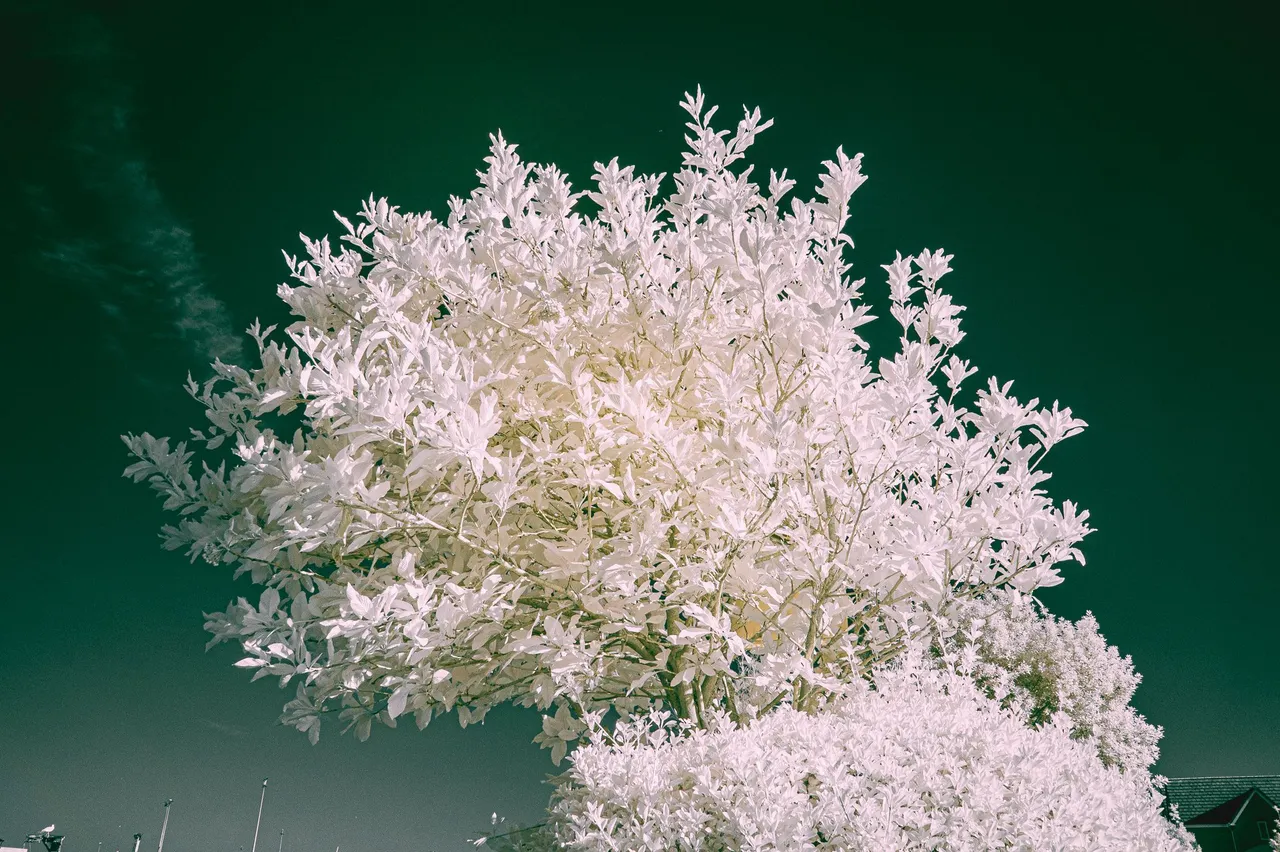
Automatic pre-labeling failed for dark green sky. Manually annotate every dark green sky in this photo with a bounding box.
[2,1,1276,849]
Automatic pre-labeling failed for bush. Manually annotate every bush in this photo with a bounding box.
[530,649,1192,851]
[945,589,1161,773]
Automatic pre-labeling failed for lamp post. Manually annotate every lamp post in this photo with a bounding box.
[156,799,173,852]
[250,780,268,852]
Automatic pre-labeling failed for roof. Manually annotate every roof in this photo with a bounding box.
[1185,789,1265,826]
[1163,776,1280,823]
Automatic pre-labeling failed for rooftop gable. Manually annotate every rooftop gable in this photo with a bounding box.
[1186,789,1256,826]
[1164,776,1280,823]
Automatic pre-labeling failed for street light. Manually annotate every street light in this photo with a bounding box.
[250,779,268,852]
[157,799,173,852]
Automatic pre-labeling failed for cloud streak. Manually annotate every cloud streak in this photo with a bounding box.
[199,718,249,738]
[24,10,245,372]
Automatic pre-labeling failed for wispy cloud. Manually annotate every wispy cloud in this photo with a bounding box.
[200,718,249,738]
[23,10,245,373]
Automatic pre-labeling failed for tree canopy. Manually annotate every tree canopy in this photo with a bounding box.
[124,87,1092,754]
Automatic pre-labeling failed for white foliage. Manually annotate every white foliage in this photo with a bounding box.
[123,87,1092,748]
[535,650,1193,852]
[945,589,1162,773]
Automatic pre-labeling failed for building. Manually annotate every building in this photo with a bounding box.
[1163,776,1280,852]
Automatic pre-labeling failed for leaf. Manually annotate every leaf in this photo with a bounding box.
[346,584,372,618]
[387,685,410,720]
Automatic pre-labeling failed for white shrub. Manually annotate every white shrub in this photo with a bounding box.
[535,650,1192,851]
[945,589,1161,773]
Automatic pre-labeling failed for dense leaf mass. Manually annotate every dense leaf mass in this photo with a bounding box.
[536,651,1193,851]
[124,88,1092,748]
[947,589,1162,773]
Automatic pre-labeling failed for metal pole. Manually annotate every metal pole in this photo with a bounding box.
[276,829,284,852]
[250,779,268,852]
[132,833,142,852]
[157,799,173,852]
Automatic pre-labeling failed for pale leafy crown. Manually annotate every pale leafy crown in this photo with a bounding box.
[123,86,1092,751]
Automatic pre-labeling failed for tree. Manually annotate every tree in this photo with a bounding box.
[123,86,1093,754]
